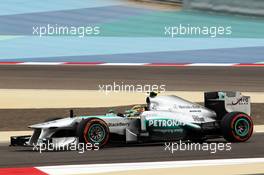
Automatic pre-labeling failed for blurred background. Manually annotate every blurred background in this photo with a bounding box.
[0,0,263,64]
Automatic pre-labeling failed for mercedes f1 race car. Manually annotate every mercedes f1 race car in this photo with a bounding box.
[11,91,254,148]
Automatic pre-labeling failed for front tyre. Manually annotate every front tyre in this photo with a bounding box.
[76,118,109,148]
[221,112,253,142]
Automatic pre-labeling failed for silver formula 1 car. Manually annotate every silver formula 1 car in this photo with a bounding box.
[11,91,254,148]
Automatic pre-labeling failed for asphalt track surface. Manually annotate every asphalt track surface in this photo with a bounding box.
[0,65,263,91]
[0,65,263,168]
[0,133,263,168]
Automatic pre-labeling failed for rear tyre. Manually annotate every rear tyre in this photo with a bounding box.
[76,118,109,148]
[221,112,253,142]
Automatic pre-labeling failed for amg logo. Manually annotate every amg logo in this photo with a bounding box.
[148,119,185,127]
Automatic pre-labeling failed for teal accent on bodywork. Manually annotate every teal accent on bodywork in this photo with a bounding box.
[218,92,226,100]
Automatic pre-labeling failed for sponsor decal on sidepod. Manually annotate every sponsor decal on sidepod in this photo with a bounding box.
[148,119,185,128]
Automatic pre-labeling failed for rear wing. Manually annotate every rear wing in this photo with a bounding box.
[204,91,250,119]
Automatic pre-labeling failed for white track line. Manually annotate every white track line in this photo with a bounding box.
[100,63,147,66]
[0,62,263,66]
[37,158,264,175]
[188,63,237,66]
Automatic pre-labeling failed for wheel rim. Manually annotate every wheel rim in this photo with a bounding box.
[87,124,105,143]
[234,118,250,137]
